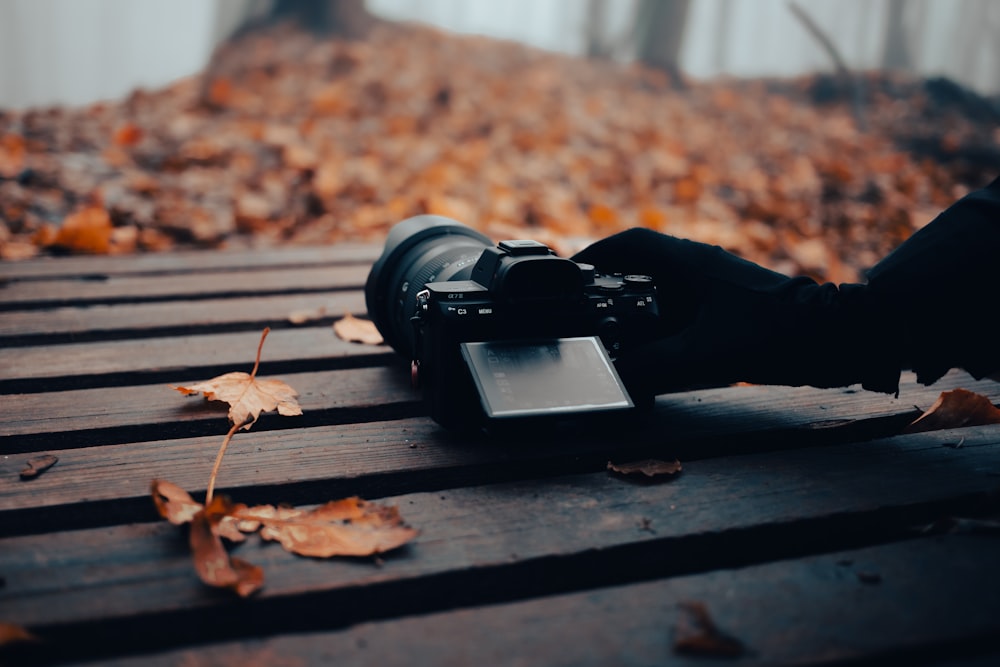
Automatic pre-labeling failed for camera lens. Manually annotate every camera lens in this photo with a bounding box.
[365,215,492,357]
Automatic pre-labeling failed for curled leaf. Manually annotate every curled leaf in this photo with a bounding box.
[151,479,202,525]
[904,388,1000,434]
[333,312,384,345]
[150,479,248,542]
[607,458,682,478]
[19,454,58,480]
[189,496,264,597]
[241,497,418,558]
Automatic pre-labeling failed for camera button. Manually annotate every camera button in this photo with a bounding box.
[598,281,625,293]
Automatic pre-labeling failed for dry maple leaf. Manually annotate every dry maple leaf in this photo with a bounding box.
[904,388,1000,434]
[607,458,683,478]
[333,312,384,345]
[239,497,419,558]
[173,328,302,430]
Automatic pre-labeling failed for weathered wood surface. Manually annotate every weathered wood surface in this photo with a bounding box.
[2,246,999,667]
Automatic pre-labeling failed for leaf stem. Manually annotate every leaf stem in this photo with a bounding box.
[251,327,270,379]
[206,420,244,504]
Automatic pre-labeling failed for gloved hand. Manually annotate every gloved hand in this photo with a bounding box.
[572,175,1000,397]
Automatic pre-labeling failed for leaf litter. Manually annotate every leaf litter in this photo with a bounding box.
[159,327,418,596]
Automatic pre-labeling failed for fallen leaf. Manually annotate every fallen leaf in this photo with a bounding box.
[333,313,384,345]
[903,388,1000,433]
[150,480,418,594]
[673,600,745,657]
[189,496,264,597]
[113,122,143,146]
[51,207,113,255]
[607,458,682,478]
[0,622,38,647]
[150,479,248,542]
[151,479,202,525]
[19,454,58,480]
[288,306,327,325]
[173,328,302,429]
[241,497,419,557]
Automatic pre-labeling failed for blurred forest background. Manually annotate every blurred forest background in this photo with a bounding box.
[1,0,998,284]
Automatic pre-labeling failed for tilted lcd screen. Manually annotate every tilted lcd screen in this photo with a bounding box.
[460,337,634,419]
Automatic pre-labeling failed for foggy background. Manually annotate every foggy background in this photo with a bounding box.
[1,0,998,111]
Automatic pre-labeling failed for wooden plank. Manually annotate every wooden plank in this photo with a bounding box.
[0,265,369,309]
[0,244,381,280]
[0,366,417,451]
[3,428,1000,663]
[80,535,1000,667]
[3,366,994,449]
[0,291,367,343]
[1,372,995,519]
[0,328,393,391]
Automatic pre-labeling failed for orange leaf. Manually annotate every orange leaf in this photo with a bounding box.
[113,122,143,146]
[189,498,264,597]
[333,313,384,345]
[173,328,302,429]
[904,389,1000,434]
[52,207,113,255]
[241,497,418,558]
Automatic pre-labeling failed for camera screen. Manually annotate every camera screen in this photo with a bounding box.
[460,337,634,419]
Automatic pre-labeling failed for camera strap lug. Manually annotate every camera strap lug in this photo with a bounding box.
[409,289,430,389]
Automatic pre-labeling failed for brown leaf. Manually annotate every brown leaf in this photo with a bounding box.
[151,479,202,525]
[174,372,302,429]
[173,328,302,429]
[673,601,745,657]
[0,622,38,647]
[333,313,384,345]
[903,388,1000,434]
[19,454,58,480]
[189,497,264,597]
[607,458,682,478]
[150,479,249,542]
[240,497,418,558]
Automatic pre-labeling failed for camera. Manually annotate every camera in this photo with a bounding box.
[365,215,660,429]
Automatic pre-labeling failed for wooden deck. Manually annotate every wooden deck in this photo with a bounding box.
[2,244,1000,666]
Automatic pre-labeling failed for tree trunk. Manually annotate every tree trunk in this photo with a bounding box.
[268,0,376,38]
[634,0,691,85]
[881,0,911,71]
[584,0,611,59]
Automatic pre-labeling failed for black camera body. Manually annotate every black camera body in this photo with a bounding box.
[365,216,660,429]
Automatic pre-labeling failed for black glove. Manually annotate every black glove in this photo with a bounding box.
[572,175,1000,397]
